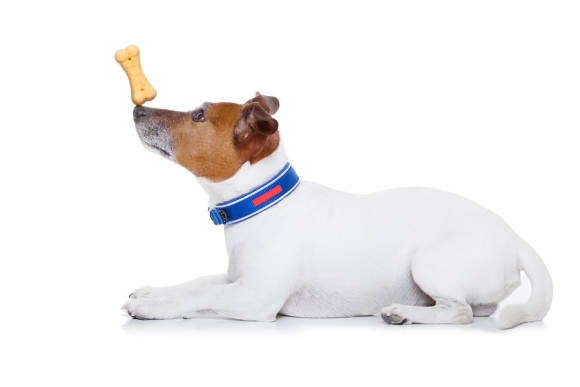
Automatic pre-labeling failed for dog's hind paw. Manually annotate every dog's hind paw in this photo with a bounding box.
[379,305,412,325]
[381,314,408,325]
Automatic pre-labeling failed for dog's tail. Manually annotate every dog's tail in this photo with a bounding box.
[497,239,553,329]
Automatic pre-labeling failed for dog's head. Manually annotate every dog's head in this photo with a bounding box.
[133,93,280,182]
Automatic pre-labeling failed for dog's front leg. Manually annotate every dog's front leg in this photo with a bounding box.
[129,273,231,299]
[123,281,285,322]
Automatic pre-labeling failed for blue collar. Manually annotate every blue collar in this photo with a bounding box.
[208,163,300,225]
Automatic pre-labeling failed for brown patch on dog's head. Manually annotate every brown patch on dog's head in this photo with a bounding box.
[134,93,281,182]
[170,102,244,181]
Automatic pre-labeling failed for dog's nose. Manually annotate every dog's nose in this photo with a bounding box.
[133,105,146,118]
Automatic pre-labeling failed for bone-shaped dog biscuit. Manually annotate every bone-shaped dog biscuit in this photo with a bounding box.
[115,45,157,105]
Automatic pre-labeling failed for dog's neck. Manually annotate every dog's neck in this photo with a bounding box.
[197,144,290,207]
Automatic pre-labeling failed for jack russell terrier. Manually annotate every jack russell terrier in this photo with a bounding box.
[122,92,553,329]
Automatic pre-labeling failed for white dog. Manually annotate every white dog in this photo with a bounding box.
[123,92,552,329]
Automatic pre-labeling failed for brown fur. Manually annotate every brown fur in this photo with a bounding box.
[172,103,244,181]
[166,95,280,182]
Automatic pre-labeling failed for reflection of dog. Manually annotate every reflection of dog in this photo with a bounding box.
[123,92,552,329]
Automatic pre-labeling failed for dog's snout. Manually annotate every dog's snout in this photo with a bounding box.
[133,105,146,119]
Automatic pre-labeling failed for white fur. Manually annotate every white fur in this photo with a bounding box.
[196,145,290,206]
[123,143,553,328]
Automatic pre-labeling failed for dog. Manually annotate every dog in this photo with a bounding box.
[122,92,552,329]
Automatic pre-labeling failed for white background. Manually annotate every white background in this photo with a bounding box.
[1,1,579,386]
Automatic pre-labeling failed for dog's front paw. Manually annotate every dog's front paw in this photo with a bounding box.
[122,298,186,320]
[379,304,412,325]
[122,298,159,320]
[128,285,154,299]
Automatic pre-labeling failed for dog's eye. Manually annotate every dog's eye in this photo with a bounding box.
[192,109,205,122]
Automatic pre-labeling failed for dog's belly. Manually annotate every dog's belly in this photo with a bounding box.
[279,277,434,318]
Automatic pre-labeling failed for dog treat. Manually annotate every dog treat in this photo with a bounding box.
[115,45,157,105]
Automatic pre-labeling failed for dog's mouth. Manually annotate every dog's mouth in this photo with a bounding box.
[139,138,173,159]
[148,143,171,157]
[134,117,175,161]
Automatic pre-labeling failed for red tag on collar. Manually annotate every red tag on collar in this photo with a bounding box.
[252,184,283,206]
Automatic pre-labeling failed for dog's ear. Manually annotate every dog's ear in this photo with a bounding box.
[237,102,279,137]
[234,102,279,163]
[246,92,279,115]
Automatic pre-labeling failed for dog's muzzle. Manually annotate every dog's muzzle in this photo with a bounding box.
[132,106,174,160]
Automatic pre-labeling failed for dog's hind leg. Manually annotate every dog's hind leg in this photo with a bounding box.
[380,297,473,325]
[129,273,231,299]
[379,248,479,325]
